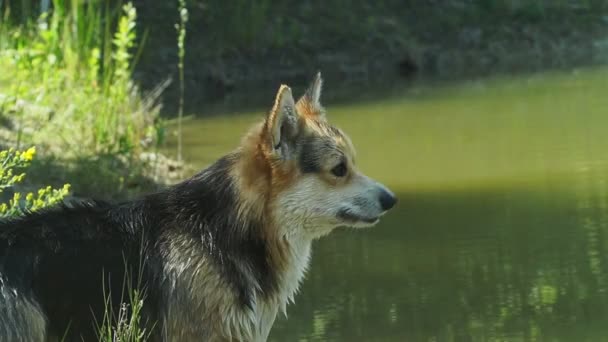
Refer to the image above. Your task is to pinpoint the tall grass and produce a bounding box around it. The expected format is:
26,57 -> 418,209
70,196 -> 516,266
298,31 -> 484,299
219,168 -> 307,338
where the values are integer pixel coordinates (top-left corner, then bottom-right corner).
0,0 -> 169,198
96,255 -> 153,342
0,0 -> 162,158
97,290 -> 149,342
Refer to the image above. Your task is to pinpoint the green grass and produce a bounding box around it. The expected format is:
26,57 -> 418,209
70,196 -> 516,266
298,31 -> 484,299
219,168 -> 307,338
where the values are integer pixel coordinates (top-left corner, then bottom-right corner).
0,1 -> 159,156
0,0 -> 169,198
96,254 -> 153,342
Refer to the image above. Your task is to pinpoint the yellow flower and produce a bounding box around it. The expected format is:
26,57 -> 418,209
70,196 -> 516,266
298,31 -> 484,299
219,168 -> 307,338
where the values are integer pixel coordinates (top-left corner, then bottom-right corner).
20,147 -> 36,162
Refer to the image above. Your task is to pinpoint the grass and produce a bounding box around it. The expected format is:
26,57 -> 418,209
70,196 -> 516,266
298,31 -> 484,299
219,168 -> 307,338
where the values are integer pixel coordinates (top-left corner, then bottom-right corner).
0,1 -> 157,156
0,0 -> 172,198
96,249 -> 153,342
97,289 -> 150,342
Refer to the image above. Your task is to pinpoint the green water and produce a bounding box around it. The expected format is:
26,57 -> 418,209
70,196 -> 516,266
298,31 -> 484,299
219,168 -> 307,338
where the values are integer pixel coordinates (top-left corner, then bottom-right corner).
170,67 -> 608,341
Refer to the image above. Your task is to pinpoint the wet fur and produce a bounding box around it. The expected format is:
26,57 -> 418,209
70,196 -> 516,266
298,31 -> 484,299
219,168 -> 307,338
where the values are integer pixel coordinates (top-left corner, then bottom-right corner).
0,73 -> 395,341
0,153 -> 292,341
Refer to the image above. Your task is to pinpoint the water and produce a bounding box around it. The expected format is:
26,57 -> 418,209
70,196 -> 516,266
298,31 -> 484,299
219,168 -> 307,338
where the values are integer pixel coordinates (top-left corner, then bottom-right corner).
168,67 -> 608,341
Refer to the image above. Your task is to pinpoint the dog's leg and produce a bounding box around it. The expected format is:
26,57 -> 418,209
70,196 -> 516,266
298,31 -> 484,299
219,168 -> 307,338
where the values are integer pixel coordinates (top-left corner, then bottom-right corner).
0,282 -> 47,342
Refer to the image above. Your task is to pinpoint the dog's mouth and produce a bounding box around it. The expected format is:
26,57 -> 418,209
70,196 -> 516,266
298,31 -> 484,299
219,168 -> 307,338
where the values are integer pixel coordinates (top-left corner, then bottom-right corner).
337,209 -> 380,226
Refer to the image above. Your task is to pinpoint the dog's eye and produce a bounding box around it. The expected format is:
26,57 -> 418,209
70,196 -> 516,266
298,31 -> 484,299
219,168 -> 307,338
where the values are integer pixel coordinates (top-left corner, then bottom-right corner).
331,162 -> 347,177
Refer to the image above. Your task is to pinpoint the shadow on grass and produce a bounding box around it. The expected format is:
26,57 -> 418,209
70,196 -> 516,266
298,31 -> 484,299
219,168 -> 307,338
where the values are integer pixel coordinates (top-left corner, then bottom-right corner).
25,154 -> 167,201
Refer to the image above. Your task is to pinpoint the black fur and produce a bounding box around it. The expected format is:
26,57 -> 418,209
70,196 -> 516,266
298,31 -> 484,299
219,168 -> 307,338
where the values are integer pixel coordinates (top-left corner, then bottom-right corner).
161,154 -> 277,307
299,136 -> 323,173
0,152 -> 276,341
299,135 -> 343,174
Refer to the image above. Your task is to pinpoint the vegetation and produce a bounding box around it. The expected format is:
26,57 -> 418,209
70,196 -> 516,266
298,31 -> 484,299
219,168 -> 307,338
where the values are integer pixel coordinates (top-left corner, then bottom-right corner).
3,1 -> 607,112
175,0 -> 188,165
0,146 -> 69,217
0,1 -> 158,155
0,0 -> 169,199
97,282 -> 151,342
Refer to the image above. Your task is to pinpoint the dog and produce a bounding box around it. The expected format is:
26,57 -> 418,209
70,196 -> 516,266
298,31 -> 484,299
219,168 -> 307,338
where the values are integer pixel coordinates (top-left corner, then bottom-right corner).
0,73 -> 397,341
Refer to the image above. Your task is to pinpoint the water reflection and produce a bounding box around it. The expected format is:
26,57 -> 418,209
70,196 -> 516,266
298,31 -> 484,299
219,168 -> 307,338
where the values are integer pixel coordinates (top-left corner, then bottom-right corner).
270,177 -> 608,341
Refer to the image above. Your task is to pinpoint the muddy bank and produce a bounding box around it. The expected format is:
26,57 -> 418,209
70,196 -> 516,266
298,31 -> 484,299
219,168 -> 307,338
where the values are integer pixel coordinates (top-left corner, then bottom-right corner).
129,1 -> 608,115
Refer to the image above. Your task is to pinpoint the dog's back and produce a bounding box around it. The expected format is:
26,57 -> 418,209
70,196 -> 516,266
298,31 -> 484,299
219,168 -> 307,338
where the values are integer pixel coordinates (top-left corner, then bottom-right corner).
0,200 -> 149,341
0,155 -> 271,341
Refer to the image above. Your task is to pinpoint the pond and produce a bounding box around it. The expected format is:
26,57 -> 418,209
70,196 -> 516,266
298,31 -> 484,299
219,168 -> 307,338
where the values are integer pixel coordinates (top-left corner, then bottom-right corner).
167,66 -> 608,341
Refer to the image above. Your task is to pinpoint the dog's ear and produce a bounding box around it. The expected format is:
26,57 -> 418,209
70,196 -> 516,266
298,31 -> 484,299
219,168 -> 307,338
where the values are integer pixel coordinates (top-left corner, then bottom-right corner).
297,71 -> 325,118
265,85 -> 298,158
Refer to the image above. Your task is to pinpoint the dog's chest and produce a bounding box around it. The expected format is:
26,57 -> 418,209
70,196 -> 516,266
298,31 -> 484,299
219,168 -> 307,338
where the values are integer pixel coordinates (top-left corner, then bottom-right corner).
279,238 -> 312,311
253,239 -> 311,340
160,232 -> 313,341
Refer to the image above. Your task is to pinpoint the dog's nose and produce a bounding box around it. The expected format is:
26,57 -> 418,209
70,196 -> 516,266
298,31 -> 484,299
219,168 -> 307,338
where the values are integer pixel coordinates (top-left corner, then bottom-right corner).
379,189 -> 397,211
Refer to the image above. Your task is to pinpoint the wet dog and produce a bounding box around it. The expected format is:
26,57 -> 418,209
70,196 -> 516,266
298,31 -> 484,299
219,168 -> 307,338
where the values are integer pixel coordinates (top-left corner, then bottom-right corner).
0,73 -> 397,341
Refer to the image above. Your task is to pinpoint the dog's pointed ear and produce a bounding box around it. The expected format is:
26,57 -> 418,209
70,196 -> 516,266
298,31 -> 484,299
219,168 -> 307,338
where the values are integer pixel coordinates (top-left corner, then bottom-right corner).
265,84 -> 298,157
297,71 -> 325,118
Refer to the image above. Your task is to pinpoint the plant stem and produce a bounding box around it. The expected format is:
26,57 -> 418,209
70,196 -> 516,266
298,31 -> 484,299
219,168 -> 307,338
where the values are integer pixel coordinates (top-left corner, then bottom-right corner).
176,0 -> 188,166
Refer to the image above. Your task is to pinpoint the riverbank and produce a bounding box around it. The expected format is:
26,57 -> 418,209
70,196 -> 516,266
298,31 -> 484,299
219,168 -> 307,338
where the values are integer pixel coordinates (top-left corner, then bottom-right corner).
131,1 -> 608,114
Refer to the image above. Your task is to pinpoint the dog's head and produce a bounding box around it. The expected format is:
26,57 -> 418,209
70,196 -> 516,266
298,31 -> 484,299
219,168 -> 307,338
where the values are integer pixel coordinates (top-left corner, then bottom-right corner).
241,73 -> 397,239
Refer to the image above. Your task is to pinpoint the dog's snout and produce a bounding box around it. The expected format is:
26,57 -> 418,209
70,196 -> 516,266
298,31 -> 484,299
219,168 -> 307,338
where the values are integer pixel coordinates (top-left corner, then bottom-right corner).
378,188 -> 397,211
